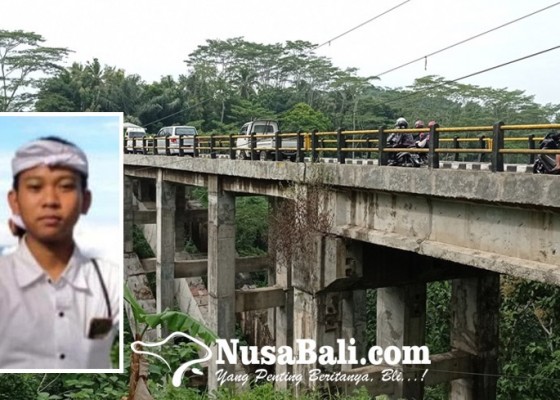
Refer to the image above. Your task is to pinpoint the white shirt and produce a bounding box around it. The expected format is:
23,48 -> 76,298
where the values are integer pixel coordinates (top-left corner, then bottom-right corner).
0,239 -> 120,370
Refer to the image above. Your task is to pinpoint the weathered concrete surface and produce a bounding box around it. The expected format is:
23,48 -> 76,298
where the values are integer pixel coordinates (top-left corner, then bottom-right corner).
156,170 -> 176,338
329,189 -> 559,285
450,273 -> 500,400
124,156 -> 559,208
206,176 -> 236,389
125,156 -> 559,284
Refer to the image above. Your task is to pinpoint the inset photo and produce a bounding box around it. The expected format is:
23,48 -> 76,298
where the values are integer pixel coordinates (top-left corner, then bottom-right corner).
0,112 -> 123,373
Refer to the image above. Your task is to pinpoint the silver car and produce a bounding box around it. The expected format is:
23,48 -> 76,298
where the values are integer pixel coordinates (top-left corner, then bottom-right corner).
155,126 -> 198,155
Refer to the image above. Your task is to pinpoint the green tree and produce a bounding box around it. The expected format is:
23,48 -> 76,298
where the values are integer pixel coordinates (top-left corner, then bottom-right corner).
281,102 -> 331,132
36,58 -> 145,116
0,29 -> 71,111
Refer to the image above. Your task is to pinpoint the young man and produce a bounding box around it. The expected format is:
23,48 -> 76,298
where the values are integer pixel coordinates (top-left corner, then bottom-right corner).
0,137 -> 120,370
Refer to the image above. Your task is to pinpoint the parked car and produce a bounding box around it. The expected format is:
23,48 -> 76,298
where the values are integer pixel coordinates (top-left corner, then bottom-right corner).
155,126 -> 198,155
124,126 -> 147,154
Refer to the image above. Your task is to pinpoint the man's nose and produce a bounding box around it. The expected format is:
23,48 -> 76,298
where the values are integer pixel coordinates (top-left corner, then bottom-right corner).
42,186 -> 61,206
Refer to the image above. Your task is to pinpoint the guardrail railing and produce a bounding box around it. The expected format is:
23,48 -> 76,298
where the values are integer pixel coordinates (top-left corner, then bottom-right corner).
124,122 -> 560,172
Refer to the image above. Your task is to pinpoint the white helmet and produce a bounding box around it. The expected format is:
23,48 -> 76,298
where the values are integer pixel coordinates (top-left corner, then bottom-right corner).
395,117 -> 408,128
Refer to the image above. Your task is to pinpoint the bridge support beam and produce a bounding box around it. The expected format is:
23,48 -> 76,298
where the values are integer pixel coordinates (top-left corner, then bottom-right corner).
450,272 -> 499,400
291,235 -> 366,394
377,283 -> 427,399
156,170 -> 176,338
207,175 -> 236,390
124,175 -> 134,253
175,184 -> 186,251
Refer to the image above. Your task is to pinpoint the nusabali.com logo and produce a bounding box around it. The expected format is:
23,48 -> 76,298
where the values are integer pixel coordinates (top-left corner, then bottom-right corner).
132,334 -> 431,387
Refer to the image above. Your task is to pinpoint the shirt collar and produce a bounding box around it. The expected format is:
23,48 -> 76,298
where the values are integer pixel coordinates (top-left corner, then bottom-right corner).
13,239 -> 89,290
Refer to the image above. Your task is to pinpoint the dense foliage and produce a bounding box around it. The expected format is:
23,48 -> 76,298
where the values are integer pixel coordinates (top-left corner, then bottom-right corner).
32,37 -> 559,135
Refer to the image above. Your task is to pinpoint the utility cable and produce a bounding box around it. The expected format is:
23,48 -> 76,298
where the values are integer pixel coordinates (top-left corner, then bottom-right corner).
141,97 -> 213,128
375,1 -> 560,77
139,1 -> 412,130
316,0 -> 412,50
373,44 -> 560,107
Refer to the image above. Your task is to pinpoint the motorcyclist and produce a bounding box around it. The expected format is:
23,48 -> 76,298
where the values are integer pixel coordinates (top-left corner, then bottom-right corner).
388,117 -> 415,147
387,117 -> 415,165
416,120 -> 436,148
414,120 -> 425,141
540,131 -> 560,172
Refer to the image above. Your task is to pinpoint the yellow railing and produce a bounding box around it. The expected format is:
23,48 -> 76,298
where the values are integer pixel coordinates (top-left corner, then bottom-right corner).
124,123 -> 560,170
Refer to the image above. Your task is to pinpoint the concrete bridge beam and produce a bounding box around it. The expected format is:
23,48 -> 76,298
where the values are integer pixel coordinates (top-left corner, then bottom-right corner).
450,273 -> 499,400
291,235 -> 367,393
206,175 -> 236,389
155,170 -> 176,338
376,283 -> 427,399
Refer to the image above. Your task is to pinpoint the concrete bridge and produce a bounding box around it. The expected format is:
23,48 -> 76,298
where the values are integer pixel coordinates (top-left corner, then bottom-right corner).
124,154 -> 559,400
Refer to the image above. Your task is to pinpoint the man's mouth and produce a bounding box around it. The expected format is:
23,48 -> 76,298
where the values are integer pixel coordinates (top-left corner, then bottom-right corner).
39,216 -> 62,225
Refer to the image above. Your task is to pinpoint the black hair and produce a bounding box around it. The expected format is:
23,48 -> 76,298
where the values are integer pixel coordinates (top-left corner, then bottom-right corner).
12,136 -> 88,191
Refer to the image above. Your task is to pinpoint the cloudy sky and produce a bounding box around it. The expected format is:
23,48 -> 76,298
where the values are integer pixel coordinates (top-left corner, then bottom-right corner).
0,114 -> 122,264
3,0 -> 560,106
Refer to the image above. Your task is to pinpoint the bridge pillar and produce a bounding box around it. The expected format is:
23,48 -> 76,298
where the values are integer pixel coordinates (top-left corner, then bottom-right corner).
124,175 -> 134,253
291,235 -> 366,394
175,185 -> 186,251
206,175 -> 236,390
377,283 -> 427,399
450,273 -> 499,400
155,170 -> 176,338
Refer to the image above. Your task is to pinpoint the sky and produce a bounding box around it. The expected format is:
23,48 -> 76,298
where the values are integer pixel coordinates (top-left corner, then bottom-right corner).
3,0 -> 559,107
0,113 -> 123,264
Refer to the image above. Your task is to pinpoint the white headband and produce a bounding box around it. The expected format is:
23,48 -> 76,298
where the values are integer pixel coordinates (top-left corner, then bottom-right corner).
10,214 -> 26,230
12,139 -> 88,177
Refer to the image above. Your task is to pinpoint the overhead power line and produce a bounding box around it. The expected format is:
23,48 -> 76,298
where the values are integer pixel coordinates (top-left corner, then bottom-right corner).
375,1 -> 560,77
140,1 -> 412,129
375,44 -> 560,106
316,0 -> 412,50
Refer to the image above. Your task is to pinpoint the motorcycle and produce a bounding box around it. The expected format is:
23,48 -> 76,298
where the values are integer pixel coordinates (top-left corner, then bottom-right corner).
533,132 -> 560,174
533,153 -> 559,174
386,133 -> 425,168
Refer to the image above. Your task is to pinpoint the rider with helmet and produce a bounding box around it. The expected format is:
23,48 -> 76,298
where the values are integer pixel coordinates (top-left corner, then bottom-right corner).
387,117 -> 415,165
388,117 -> 415,147
539,131 -> 560,172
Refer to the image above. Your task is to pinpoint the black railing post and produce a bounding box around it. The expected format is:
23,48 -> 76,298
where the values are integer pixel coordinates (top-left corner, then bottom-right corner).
296,130 -> 304,162
336,128 -> 346,164
165,137 -> 170,156
250,131 -> 256,161
142,137 -> 147,154
378,126 -> 388,166
193,136 -> 199,157
275,130 -> 283,161
478,135 -> 486,162
311,129 -> 319,162
229,134 -> 236,160
365,137 -> 371,159
491,121 -> 504,172
210,135 -> 216,159
428,123 -> 440,169
453,135 -> 460,162
528,134 -> 535,164
178,137 -> 184,156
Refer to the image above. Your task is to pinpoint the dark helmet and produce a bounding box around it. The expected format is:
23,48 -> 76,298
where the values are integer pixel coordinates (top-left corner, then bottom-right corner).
395,117 -> 408,128
545,130 -> 560,141
414,120 -> 425,128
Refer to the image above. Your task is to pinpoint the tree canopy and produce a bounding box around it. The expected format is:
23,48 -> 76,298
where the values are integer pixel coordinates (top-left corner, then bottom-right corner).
0,29 -> 71,111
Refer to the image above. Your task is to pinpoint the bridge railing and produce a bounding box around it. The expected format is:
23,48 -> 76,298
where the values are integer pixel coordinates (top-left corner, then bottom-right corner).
124,123 -> 560,170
